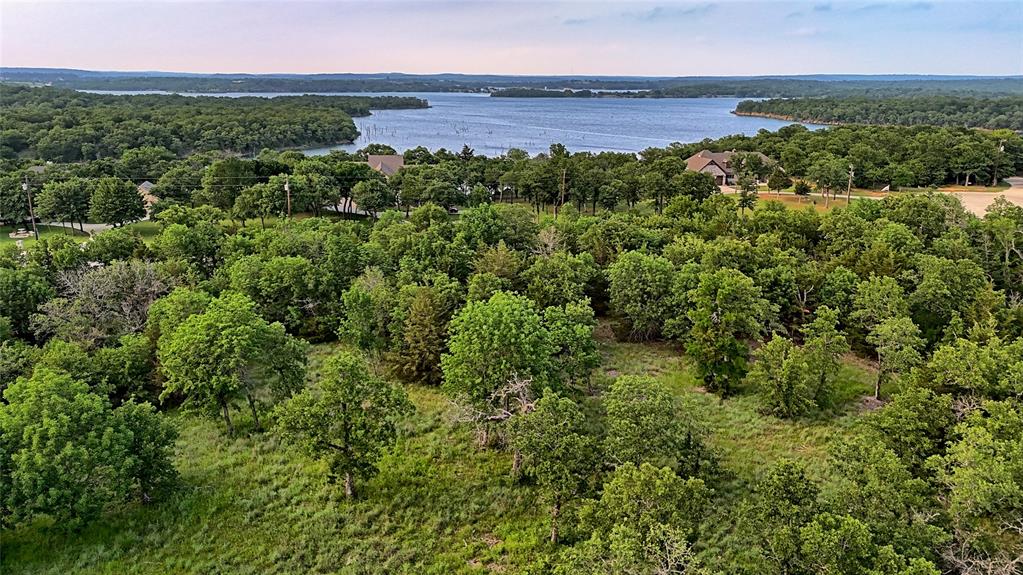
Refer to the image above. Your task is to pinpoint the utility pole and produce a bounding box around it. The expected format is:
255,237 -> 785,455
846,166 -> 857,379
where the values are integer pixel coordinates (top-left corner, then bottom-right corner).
846,164 -> 854,206
994,141 -> 1005,186
558,167 -> 566,216
285,175 -> 292,218
23,176 -> 39,241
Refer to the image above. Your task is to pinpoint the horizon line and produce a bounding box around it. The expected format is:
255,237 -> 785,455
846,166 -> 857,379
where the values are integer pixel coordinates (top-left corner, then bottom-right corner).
3,67 -> 1023,80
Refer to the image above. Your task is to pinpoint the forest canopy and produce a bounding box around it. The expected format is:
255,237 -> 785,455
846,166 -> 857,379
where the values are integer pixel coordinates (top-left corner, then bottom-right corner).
0,85 -> 427,161
735,95 -> 1023,131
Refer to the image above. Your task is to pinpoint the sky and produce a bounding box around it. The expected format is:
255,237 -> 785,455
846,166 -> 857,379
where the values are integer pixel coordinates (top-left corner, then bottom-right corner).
1,0 -> 1021,76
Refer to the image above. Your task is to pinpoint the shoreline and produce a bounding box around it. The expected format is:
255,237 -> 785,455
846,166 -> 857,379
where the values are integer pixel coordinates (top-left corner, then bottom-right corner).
731,110 -> 846,125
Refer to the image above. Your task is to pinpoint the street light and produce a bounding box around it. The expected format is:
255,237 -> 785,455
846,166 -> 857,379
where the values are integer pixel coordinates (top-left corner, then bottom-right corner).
846,164 -> 855,205
22,178 -> 39,241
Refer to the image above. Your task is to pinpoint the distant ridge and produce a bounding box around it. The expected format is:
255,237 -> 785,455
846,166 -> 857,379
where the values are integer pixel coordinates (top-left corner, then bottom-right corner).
3,67 -> 1021,97
3,67 -> 1020,82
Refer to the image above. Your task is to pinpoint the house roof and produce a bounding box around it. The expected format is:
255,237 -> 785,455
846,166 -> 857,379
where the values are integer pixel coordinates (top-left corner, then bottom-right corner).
137,181 -> 159,207
367,154 -> 405,176
684,150 -> 771,176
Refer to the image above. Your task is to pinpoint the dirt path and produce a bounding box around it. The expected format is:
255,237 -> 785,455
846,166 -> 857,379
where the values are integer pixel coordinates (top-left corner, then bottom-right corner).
724,178 -> 1023,217
945,177 -> 1023,216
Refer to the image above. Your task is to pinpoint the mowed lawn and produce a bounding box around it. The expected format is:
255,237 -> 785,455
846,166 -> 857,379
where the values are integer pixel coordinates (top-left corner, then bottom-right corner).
2,330 -> 876,575
0,224 -> 90,246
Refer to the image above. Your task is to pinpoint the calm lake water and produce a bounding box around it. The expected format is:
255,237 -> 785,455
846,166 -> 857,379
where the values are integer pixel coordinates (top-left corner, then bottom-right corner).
86,90 -> 821,155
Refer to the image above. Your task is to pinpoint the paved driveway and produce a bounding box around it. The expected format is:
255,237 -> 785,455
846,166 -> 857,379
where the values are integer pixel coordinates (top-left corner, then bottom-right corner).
947,176 -> 1023,217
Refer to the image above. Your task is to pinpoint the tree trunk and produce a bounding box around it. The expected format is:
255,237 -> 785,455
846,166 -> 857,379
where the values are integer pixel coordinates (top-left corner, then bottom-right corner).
511,449 -> 523,478
344,472 -> 355,499
874,353 -> 883,400
221,400 -> 235,436
247,393 -> 261,430
549,502 -> 560,544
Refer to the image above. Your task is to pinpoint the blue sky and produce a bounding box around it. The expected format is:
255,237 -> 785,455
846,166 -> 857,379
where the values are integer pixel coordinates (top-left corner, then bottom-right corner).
1,1 -> 1021,75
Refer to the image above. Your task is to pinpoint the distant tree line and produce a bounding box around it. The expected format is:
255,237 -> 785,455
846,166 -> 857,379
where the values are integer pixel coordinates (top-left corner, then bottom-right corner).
735,95 -> 1023,131
3,123 -> 1021,235
0,85 -> 427,162
4,69 -> 1021,96
492,79 -> 1023,99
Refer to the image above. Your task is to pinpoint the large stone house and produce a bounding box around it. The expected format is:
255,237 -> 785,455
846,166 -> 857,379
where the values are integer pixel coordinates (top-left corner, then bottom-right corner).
684,150 -> 771,186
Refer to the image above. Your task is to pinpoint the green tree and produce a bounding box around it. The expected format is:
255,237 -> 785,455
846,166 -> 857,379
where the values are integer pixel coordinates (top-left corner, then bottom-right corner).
868,387 -> 954,475
197,157 -> 255,213
390,281 -> 458,386
158,292 -> 307,434
767,168 -> 793,196
36,178 -> 91,232
737,173 -> 758,215
153,221 -> 224,277
686,269 -> 773,396
337,267 -> 395,351
933,400 -> 1023,568
0,369 -> 176,529
808,155 -> 848,207
607,251 -> 675,339
673,170 -> 719,202
92,334 -> 155,403
116,146 -> 175,182
747,336 -> 814,418
226,255 -> 317,333
523,251 -> 598,309
0,174 -> 29,226
509,390 -> 597,543
84,227 -> 146,263
830,436 -> 944,558
145,287 -> 212,349
89,177 -> 145,226
0,268 -> 53,338
603,375 -> 710,477
802,306 -> 850,407
441,292 -> 554,415
914,335 -> 1023,400
866,317 -> 923,399
543,301 -> 600,386
153,163 -> 203,203
352,179 -> 394,218
851,275 -> 909,335
581,462 -> 709,545
744,460 -> 821,575
274,350 -> 412,498
798,513 -> 877,575
794,179 -> 813,199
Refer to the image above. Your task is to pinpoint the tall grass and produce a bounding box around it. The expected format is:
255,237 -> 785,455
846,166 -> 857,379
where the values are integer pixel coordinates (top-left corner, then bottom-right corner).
2,336 -> 876,574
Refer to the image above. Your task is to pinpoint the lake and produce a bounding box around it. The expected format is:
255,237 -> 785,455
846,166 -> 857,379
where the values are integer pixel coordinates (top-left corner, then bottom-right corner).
85,90 -> 821,155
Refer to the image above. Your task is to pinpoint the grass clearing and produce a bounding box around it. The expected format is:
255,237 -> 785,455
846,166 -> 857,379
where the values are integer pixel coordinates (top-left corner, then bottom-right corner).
122,220 -> 162,242
0,224 -> 90,246
755,195 -> 853,212
3,332 -> 877,574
